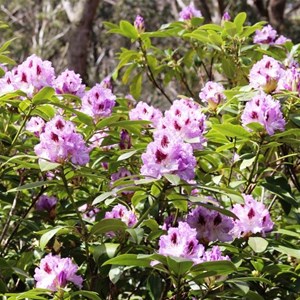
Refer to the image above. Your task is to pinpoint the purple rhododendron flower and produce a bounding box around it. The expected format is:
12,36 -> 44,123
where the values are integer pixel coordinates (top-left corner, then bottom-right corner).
105,204 -> 137,227
179,2 -> 202,21
141,129 -> 196,181
275,35 -> 290,45
249,55 -> 284,93
100,76 -> 113,90
34,115 -> 90,165
222,12 -> 231,21
201,245 -> 230,262
81,83 -> 116,120
254,25 -> 277,44
230,194 -> 274,238
110,167 -> 134,194
119,129 -> 132,150
129,101 -> 162,128
35,195 -> 57,212
241,92 -> 285,135
158,222 -> 205,261
0,71 -> 16,95
277,67 -> 300,95
26,117 -> 45,137
79,204 -> 100,222
156,98 -> 206,150
187,205 -> 234,244
134,15 -> 145,33
199,81 -> 226,110
34,254 -> 83,291
54,69 -> 85,97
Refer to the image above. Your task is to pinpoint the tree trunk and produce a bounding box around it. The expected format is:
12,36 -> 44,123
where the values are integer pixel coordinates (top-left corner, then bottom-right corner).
62,0 -> 100,83
196,0 -> 212,23
268,0 -> 286,32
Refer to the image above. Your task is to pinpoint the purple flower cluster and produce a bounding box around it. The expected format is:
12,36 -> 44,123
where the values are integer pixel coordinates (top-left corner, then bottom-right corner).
141,129 -> 196,181
81,83 -> 116,120
254,25 -> 290,45
199,81 -> 226,109
187,206 -> 233,244
34,254 -> 83,291
54,69 -> 85,97
129,101 -> 162,128
277,67 -> 300,95
140,98 -> 206,181
34,115 -> 90,165
249,55 -> 284,93
0,54 -> 55,97
158,222 -> 228,264
241,92 -> 285,135
179,2 -> 202,21
230,194 -> 274,238
105,204 -> 137,227
26,117 -> 45,137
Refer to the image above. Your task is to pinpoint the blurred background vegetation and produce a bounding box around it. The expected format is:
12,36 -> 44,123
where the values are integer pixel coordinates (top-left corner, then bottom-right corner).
0,0 -> 300,99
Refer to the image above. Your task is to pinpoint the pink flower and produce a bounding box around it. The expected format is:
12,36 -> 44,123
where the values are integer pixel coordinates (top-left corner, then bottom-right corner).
179,3 -> 202,21
249,55 -> 284,93
34,115 -> 90,165
105,204 -> 137,227
199,81 -> 226,110
81,83 -> 116,120
35,195 -> 57,212
129,101 -> 162,128
230,194 -> 274,238
34,254 -> 83,291
241,92 -> 285,135
54,69 -> 85,97
134,15 -> 145,33
26,117 -> 45,137
254,25 -> 277,44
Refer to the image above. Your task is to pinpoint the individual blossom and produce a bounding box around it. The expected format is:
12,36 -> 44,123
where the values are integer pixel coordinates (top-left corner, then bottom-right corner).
199,81 -> 226,110
241,92 -> 285,135
179,2 -> 202,21
162,214 -> 181,230
141,129 -> 196,181
26,116 -> 45,137
277,67 -> 300,95
119,129 -> 132,150
34,115 -> 90,165
253,25 -> 277,44
79,204 -> 100,222
35,195 -> 57,212
222,12 -> 231,22
249,55 -> 284,93
34,254 -> 83,291
134,15 -> 145,33
230,194 -> 274,238
0,71 -> 15,95
54,69 -> 85,97
89,130 -> 110,149
129,101 -> 162,128
105,204 -> 137,227
200,245 -> 230,263
157,98 -> 206,150
275,35 -> 290,45
187,205 -> 234,244
81,83 -> 116,120
158,222 -> 205,262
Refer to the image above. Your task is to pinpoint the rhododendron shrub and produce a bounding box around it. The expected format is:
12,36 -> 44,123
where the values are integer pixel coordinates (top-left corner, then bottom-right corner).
0,11 -> 299,300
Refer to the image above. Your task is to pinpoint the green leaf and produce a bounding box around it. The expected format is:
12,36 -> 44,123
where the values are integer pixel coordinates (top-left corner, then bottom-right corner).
163,174 -> 180,185
167,256 -> 193,276
240,155 -> 256,170
117,150 -> 138,161
126,228 -> 144,244
92,243 -> 120,261
234,12 -> 247,33
130,73 -> 142,99
71,290 -> 101,300
212,123 -> 251,139
274,246 -> 300,259
92,191 -> 115,205
90,219 -> 127,236
7,180 -> 54,193
190,260 -> 237,275
248,237 -> 268,253
32,87 -> 55,104
39,226 -> 73,250
102,254 -> 151,267
38,159 -> 60,172
119,20 -> 139,39
0,54 -> 15,65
